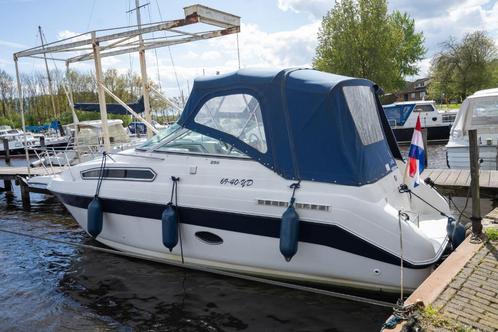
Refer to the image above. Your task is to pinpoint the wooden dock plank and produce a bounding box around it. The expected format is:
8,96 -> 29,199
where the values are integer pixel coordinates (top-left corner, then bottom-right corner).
0,166 -> 64,177
435,169 -> 453,186
426,169 -> 443,182
454,170 -> 470,186
489,171 -> 498,188
480,170 -> 491,188
421,168 -> 498,196
443,170 -> 461,186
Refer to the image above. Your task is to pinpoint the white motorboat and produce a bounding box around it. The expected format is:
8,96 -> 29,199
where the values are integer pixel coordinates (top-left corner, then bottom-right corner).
0,126 -> 38,155
447,88 -> 498,169
46,68 -> 460,293
383,100 -> 456,143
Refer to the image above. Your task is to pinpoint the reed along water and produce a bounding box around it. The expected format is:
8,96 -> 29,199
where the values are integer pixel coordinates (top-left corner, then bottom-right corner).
0,145 -> 494,331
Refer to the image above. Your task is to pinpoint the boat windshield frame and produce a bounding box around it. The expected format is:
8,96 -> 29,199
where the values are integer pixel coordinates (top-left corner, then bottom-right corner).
135,124 -> 250,159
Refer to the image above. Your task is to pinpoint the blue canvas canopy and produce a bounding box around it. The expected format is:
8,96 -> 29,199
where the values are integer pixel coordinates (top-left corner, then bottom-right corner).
383,103 -> 415,126
74,96 -> 144,115
178,68 -> 401,186
26,120 -> 63,134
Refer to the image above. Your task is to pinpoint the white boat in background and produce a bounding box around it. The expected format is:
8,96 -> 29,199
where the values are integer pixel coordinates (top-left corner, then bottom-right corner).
383,100 -> 457,143
31,119 -> 143,167
43,68 -> 461,293
0,126 -> 38,155
447,88 -> 498,169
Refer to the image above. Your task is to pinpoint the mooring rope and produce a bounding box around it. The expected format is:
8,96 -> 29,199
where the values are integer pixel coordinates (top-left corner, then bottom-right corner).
0,227 -> 394,308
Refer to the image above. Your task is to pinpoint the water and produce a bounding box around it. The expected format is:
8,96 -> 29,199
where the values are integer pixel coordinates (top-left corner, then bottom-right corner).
0,147 -> 493,331
0,191 -> 390,331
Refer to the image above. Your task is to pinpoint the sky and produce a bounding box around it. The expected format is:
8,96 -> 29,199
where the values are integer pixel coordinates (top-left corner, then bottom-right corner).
0,0 -> 497,98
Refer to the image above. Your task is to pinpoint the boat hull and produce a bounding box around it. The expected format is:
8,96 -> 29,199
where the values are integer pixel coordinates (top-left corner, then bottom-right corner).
447,144 -> 498,169
56,192 -> 435,293
392,125 -> 451,144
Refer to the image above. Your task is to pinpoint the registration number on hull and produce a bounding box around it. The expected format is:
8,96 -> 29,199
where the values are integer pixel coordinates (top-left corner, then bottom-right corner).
220,178 -> 254,187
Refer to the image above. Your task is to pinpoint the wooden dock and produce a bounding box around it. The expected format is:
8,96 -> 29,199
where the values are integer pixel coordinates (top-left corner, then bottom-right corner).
0,166 -> 64,209
423,169 -> 498,196
0,166 -> 64,179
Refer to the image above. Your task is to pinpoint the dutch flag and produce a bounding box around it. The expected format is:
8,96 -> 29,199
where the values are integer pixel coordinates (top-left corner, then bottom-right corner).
407,115 -> 425,187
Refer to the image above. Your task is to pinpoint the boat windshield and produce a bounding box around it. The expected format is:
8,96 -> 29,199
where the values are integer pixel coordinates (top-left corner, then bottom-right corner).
137,123 -> 247,157
136,123 -> 182,150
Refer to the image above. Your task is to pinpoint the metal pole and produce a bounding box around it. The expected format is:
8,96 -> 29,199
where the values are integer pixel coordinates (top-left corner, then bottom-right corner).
65,62 -> 80,161
14,57 -> 31,177
38,26 -> 58,119
469,129 -> 482,241
421,128 -> 428,168
236,33 -> 241,69
135,0 -> 153,138
99,82 -> 159,135
92,33 -> 111,152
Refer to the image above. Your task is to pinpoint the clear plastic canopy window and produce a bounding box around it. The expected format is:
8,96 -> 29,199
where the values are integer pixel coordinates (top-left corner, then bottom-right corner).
451,94 -> 498,138
194,94 -> 268,153
343,86 -> 384,145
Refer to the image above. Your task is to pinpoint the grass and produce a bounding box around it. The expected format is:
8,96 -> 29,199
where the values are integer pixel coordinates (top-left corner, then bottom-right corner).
419,305 -> 476,331
485,227 -> 498,241
437,103 -> 462,111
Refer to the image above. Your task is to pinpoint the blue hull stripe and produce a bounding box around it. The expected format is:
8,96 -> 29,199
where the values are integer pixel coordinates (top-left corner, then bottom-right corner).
56,193 -> 435,269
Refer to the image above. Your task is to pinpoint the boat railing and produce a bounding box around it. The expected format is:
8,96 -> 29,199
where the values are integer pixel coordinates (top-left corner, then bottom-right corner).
27,141 -> 140,176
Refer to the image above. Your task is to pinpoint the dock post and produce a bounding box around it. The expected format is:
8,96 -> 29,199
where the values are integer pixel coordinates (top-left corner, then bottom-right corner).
3,179 -> 12,192
3,138 -> 10,164
17,176 -> 31,210
39,136 -> 45,148
468,129 -> 482,241
421,128 -> 428,168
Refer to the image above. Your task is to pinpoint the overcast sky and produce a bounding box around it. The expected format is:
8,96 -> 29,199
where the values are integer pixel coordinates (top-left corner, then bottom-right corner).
0,0 -> 497,97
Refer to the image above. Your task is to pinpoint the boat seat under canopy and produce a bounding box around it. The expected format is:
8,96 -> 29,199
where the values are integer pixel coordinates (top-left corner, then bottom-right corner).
178,68 -> 401,186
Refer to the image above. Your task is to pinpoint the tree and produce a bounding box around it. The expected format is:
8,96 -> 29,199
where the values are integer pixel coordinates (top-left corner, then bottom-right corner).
0,69 -> 14,118
313,0 -> 425,91
429,31 -> 497,101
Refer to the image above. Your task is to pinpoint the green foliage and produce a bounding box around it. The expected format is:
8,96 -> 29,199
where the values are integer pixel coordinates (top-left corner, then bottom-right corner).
0,68 -> 176,128
420,305 -> 475,331
313,0 -> 425,91
429,31 -> 498,101
485,227 -> 498,241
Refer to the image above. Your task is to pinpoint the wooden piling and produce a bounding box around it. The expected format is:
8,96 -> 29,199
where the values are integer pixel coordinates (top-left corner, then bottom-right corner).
3,179 -> 12,192
468,129 -> 482,237
17,176 -> 30,210
2,138 -> 10,163
421,128 -> 428,168
39,135 -> 45,148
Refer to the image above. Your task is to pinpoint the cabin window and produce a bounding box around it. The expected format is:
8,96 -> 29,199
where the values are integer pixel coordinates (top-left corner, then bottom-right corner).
155,129 -> 247,157
194,94 -> 268,153
81,168 -> 156,181
343,86 -> 384,145
414,105 -> 433,113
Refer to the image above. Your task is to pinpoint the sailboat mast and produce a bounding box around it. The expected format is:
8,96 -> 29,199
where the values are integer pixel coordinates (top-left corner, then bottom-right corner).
38,26 -> 58,119
134,0 -> 152,138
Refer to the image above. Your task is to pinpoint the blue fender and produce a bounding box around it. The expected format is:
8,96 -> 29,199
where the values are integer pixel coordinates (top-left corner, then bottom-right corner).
279,204 -> 300,261
162,203 -> 178,251
87,196 -> 103,238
